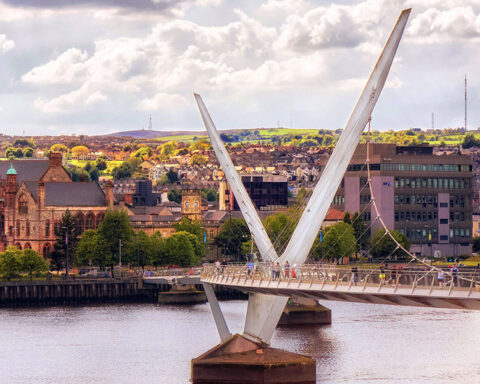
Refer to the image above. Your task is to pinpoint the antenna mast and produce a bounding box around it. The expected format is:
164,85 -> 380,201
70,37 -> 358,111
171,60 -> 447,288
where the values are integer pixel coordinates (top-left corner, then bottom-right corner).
431,112 -> 434,130
465,74 -> 467,131
148,115 -> 152,130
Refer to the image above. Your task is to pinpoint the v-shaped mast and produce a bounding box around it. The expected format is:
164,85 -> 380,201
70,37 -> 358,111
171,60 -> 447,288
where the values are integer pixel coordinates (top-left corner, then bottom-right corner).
196,8 -> 411,344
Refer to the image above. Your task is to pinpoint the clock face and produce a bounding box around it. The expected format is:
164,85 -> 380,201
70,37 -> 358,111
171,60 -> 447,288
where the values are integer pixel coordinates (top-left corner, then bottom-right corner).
194,201 -> 198,208
185,201 -> 189,208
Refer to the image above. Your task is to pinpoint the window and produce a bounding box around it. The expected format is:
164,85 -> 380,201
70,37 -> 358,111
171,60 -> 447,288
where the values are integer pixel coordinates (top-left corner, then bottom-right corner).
75,213 -> 84,235
19,194 -> 28,215
16,220 -> 20,236
209,230 -> 214,240
440,218 -> 448,224
26,220 -> 30,237
86,213 -> 95,230
439,202 -> 448,208
45,220 -> 50,237
43,243 -> 51,259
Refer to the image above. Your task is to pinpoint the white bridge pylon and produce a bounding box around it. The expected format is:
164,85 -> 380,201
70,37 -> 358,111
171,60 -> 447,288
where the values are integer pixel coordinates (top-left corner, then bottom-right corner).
195,8 -> 411,344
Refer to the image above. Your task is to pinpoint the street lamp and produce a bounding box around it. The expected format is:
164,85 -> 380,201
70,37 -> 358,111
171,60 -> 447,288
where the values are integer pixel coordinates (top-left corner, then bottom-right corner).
62,225 -> 70,278
118,239 -> 122,278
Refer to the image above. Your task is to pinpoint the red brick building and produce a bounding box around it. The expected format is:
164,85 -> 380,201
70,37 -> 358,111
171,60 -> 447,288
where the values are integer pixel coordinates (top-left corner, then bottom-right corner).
1,153 -> 112,258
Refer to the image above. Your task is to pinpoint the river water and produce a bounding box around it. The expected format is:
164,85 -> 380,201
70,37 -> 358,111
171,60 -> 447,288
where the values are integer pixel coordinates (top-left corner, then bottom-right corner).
0,301 -> 479,384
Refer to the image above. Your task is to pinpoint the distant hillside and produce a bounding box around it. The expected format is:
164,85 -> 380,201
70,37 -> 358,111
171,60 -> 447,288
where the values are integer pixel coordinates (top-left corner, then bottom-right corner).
107,127 -> 320,140
107,129 -> 207,139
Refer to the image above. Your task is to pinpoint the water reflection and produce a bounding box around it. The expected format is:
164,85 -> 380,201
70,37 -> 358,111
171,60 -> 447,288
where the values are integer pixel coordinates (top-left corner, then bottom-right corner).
0,301 -> 479,384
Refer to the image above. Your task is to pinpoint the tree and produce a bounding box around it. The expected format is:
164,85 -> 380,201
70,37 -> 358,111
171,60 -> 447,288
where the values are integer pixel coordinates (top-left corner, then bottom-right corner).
95,158 -> 107,171
112,157 -> 141,180
13,138 -> 35,148
67,166 -> 90,182
473,237 -> 480,253
50,143 -> 68,153
0,246 -> 22,280
6,147 -> 23,158
201,188 -> 218,202
191,154 -> 207,165
462,134 -> 480,149
134,147 -> 152,160
23,147 -> 34,157
189,140 -> 210,151
50,210 -> 80,272
20,249 -> 48,279
167,189 -> 181,204
263,213 -> 295,251
214,218 -> 250,261
343,212 -> 351,224
76,230 -> 111,268
71,145 -> 90,157
369,229 -> 411,260
174,217 -> 204,239
126,230 -> 153,268
165,233 -> 195,266
151,233 -> 169,267
313,222 -> 356,261
351,212 -> 368,253
97,210 -> 134,265
160,141 -> 178,158
166,169 -> 179,184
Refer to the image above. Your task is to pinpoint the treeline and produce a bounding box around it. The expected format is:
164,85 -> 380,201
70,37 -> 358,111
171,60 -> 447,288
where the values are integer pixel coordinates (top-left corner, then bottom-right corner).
50,210 -> 206,271
0,247 -> 48,280
213,210 -> 411,262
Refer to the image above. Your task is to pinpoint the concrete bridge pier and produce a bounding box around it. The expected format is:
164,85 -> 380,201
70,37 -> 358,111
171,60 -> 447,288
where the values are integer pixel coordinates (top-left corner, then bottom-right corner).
279,297 -> 331,326
191,334 -> 316,384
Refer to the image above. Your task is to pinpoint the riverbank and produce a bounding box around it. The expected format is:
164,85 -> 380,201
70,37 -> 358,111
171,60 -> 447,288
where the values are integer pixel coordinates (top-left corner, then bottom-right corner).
0,278 -> 247,307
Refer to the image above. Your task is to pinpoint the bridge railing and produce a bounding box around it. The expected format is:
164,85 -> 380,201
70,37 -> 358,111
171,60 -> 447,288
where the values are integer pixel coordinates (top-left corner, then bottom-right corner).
201,264 -> 480,293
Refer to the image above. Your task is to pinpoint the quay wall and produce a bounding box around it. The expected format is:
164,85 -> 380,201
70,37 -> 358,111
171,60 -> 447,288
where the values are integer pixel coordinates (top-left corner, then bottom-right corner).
0,279 -> 246,307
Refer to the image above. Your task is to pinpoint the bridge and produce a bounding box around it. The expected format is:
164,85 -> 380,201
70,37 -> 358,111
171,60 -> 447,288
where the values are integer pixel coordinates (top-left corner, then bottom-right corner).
189,8 -> 480,384
201,264 -> 480,310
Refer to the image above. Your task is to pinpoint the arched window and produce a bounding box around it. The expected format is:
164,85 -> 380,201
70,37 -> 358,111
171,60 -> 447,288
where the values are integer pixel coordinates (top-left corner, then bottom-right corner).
16,220 -> 20,236
54,221 -> 61,236
26,220 -> 30,237
24,242 -> 31,249
96,213 -> 105,228
43,243 -> 51,259
19,194 -> 28,215
0,214 -> 4,235
15,242 -> 22,250
45,220 -> 50,237
75,213 -> 85,235
86,213 -> 95,230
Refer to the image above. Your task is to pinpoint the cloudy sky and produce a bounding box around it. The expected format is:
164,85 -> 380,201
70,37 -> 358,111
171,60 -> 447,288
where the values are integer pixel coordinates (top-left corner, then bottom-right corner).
0,0 -> 478,136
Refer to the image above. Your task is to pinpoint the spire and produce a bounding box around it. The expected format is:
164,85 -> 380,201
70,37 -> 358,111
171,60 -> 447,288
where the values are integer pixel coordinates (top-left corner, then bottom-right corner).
6,162 -> 17,175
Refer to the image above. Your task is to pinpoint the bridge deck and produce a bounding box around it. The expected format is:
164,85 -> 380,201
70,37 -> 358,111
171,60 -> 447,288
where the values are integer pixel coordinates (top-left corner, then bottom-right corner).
202,265 -> 480,310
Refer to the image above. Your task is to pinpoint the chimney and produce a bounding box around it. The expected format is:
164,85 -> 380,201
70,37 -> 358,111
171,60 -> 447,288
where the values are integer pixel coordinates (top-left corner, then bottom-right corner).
38,181 -> 45,208
105,180 -> 114,209
49,152 -> 63,168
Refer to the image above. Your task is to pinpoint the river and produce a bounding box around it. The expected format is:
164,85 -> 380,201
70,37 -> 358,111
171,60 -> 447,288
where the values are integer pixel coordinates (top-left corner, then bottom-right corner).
0,301 -> 479,384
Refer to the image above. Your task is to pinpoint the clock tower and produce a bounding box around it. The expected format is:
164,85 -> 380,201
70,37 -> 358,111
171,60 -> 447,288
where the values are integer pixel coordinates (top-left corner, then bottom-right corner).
181,188 -> 202,221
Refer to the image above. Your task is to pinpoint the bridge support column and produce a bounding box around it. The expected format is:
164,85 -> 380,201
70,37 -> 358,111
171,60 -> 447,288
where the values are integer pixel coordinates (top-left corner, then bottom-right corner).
279,298 -> 331,326
191,333 -> 316,384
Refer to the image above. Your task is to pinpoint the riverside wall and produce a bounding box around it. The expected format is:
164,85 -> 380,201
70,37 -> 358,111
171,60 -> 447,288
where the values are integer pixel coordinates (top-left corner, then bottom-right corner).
0,279 -> 247,307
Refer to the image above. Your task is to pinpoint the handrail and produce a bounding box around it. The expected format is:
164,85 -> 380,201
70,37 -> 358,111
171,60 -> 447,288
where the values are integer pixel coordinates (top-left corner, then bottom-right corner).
201,264 -> 480,295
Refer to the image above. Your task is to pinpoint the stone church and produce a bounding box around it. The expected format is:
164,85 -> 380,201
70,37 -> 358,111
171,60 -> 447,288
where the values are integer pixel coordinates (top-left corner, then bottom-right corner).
1,152 -> 112,258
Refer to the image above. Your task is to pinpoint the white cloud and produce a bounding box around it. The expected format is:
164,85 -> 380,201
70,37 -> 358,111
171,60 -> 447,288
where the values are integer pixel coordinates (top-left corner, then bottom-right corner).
408,6 -> 480,43
139,92 -> 189,110
0,34 -> 15,53
34,84 -> 107,113
22,48 -> 88,84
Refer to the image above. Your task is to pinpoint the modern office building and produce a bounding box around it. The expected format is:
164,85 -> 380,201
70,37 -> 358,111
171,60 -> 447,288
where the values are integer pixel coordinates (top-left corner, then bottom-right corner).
332,144 -> 473,257
221,175 -> 288,211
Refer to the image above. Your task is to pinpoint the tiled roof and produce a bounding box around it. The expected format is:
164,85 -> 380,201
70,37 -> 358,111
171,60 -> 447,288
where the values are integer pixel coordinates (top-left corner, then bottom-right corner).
0,159 -> 49,182
45,182 -> 105,206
